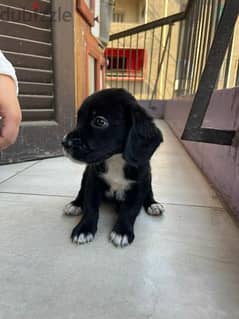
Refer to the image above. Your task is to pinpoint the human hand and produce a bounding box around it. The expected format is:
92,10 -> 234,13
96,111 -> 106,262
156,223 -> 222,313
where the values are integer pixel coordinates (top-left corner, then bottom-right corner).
0,75 -> 22,150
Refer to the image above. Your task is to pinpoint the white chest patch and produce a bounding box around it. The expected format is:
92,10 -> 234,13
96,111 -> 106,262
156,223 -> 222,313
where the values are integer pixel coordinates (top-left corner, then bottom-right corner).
101,154 -> 134,201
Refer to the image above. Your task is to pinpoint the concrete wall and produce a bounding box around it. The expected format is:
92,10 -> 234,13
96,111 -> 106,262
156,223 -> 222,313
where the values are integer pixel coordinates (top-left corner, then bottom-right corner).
164,88 -> 239,218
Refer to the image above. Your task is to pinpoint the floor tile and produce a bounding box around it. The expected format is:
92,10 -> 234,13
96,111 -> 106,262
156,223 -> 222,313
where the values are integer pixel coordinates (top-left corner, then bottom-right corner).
0,120 -> 238,319
0,157 -> 85,197
0,194 -> 238,319
0,161 -> 38,183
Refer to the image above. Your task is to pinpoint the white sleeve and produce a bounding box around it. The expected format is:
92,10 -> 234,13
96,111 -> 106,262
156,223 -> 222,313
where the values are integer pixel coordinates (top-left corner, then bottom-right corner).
0,50 -> 19,95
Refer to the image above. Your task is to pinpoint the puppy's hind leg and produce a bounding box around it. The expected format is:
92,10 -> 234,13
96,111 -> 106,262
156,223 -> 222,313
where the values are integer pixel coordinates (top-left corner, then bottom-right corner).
143,187 -> 165,216
64,190 -> 83,216
64,169 -> 87,216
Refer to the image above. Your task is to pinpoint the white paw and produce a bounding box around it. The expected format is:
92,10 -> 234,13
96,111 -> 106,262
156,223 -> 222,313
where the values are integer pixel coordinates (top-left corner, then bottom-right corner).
64,203 -> 82,216
147,203 -> 165,216
110,232 -> 129,248
72,233 -> 94,245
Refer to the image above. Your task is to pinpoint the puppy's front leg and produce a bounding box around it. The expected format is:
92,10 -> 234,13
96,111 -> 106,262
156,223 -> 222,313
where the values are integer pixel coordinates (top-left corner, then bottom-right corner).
110,194 -> 142,248
71,176 -> 102,245
71,201 -> 100,245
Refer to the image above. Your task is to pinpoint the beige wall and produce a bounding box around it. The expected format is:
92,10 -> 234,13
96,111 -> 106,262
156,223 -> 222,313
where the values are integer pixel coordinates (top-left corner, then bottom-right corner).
111,0 -> 187,32
147,0 -> 187,22
114,0 -> 145,23
111,0 -> 146,34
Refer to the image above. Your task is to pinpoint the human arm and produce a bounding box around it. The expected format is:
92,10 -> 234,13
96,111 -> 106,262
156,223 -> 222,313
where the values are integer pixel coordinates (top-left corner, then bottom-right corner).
0,51 -> 21,150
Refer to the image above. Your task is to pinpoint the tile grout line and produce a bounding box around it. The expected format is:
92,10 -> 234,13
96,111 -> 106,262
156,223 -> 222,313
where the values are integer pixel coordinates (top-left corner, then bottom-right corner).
161,201 -> 223,210
0,191 -> 72,199
0,191 -> 224,210
0,161 -> 41,185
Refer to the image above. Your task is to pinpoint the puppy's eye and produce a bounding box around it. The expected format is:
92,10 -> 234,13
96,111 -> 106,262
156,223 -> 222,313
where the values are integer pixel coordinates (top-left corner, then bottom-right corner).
91,116 -> 109,129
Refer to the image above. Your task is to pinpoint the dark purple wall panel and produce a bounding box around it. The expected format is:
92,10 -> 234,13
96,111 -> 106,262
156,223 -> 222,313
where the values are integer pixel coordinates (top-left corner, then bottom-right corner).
139,100 -> 166,119
164,88 -> 239,217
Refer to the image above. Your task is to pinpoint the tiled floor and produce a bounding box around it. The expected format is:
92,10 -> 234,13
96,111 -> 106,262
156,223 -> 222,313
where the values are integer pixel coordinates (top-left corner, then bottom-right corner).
0,121 -> 239,319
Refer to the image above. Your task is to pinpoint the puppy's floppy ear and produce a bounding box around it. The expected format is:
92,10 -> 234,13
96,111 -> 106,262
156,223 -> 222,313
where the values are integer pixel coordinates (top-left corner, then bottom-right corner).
123,102 -> 163,167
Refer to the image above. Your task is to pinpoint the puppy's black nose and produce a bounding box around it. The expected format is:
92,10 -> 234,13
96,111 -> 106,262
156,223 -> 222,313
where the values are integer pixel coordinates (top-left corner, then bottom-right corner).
62,135 -> 72,149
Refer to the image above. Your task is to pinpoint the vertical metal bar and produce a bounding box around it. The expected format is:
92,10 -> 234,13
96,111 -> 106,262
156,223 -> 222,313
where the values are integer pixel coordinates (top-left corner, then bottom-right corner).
203,0 -> 213,60
105,47 -> 109,87
149,24 -> 172,107
121,36 -> 126,89
174,19 -> 185,96
191,0 -> 205,92
235,59 -> 239,86
183,3 -> 195,94
188,0 -> 201,94
163,24 -> 172,99
214,0 -> 224,89
116,39 -> 120,88
209,0 -> 220,46
127,35 -> 133,92
192,0 -> 207,93
205,0 -> 215,57
178,3 -> 194,95
110,40 -> 114,87
147,28 -> 155,99
199,1 -> 212,77
184,0 -> 197,94
223,35 -> 233,88
133,33 -> 139,95
140,30 -> 147,99
157,27 -> 163,99
216,0 -> 224,26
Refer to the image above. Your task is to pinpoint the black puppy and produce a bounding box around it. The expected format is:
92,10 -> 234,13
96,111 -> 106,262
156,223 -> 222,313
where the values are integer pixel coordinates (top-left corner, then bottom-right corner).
62,88 -> 164,247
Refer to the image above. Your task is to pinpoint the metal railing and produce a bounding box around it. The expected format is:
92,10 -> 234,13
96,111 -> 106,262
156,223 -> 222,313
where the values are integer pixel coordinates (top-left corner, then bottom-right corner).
106,0 -> 238,100
105,0 -> 239,145
182,0 -> 238,145
105,12 -> 184,100
175,0 -> 237,96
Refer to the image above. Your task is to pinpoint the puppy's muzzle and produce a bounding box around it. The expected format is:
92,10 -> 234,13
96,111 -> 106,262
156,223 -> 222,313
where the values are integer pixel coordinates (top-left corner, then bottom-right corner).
62,134 -> 88,152
62,135 -> 73,149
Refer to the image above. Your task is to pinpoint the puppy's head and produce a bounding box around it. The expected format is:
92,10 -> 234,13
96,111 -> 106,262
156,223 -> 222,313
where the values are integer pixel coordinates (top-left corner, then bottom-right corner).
62,88 -> 163,166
